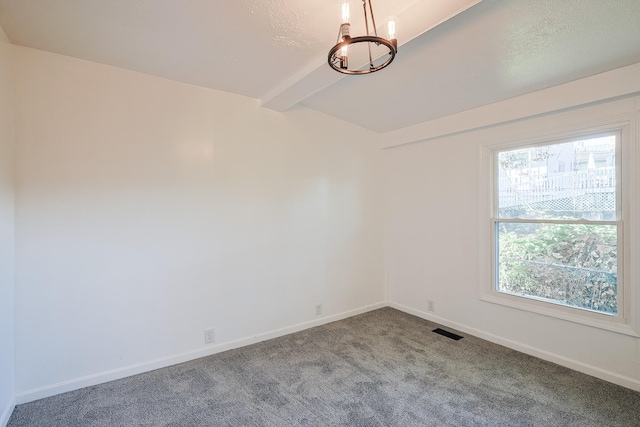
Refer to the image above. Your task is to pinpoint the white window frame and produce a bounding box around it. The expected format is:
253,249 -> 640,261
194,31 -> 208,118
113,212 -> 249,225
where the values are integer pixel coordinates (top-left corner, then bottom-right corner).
479,107 -> 639,337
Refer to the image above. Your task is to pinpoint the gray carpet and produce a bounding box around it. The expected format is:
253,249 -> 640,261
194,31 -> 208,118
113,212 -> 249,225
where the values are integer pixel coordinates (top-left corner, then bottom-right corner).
8,308 -> 640,426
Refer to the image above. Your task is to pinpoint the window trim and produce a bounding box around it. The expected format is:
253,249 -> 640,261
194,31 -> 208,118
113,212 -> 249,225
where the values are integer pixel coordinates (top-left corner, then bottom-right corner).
479,112 -> 639,337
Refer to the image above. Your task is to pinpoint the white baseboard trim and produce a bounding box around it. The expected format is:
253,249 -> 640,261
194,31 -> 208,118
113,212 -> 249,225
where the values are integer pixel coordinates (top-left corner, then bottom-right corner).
0,397 -> 15,427
389,302 -> 640,392
19,300 -> 636,405
15,302 -> 386,405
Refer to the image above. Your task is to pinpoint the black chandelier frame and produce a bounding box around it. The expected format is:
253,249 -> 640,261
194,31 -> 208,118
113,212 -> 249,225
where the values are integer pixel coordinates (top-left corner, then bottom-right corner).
327,0 -> 398,75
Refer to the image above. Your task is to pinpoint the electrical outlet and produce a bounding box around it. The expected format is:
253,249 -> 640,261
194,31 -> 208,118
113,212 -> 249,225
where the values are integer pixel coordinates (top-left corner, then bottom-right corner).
427,300 -> 435,312
204,328 -> 215,344
315,304 -> 322,316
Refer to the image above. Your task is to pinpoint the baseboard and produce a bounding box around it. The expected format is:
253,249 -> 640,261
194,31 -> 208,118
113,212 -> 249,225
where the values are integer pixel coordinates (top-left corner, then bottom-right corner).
15,301 -> 386,404
13,300 -> 639,405
0,396 -> 15,427
389,302 -> 640,393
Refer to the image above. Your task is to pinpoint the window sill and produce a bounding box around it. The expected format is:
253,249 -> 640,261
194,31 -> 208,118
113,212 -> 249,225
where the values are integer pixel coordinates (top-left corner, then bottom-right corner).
480,292 -> 640,338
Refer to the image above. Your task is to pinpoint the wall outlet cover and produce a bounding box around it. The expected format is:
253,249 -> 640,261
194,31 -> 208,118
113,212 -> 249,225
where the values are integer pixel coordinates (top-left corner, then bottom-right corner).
204,328 -> 215,344
427,300 -> 435,312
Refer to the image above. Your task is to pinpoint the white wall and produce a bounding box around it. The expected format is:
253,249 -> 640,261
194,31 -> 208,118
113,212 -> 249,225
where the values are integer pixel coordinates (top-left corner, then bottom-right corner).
0,24 -> 15,427
12,46 -> 385,401
384,66 -> 640,391
8,32 -> 639,414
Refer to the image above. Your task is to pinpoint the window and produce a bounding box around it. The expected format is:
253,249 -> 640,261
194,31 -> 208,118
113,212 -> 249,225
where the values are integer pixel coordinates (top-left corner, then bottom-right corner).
494,133 -> 620,315
478,102 -> 639,336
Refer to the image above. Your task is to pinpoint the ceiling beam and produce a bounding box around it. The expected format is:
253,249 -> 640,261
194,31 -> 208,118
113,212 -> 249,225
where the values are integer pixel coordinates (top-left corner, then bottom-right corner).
261,0 -> 484,112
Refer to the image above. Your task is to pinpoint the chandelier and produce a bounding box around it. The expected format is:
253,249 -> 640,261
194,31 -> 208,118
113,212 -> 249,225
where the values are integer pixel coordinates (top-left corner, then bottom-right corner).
328,0 -> 397,75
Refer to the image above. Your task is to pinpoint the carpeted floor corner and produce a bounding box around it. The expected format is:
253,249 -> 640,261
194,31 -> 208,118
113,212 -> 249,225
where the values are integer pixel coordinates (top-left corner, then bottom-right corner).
8,308 -> 640,426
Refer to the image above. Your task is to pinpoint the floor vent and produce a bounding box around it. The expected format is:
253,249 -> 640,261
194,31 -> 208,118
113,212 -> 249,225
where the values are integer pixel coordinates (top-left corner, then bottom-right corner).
433,328 -> 463,340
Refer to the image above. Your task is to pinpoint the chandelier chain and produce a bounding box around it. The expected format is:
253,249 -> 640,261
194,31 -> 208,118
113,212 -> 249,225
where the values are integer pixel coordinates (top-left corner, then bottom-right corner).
367,0 -> 378,37
362,1 -> 374,68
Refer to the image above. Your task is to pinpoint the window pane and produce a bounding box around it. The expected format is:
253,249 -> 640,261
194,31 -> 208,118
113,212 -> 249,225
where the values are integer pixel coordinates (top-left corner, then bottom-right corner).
497,222 -> 617,314
497,135 -> 616,220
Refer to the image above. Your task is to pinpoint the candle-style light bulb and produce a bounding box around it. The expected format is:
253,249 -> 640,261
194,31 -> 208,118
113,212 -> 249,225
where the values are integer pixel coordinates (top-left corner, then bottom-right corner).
387,16 -> 398,52
341,0 -> 350,24
387,16 -> 397,40
339,0 -> 351,40
340,44 -> 348,69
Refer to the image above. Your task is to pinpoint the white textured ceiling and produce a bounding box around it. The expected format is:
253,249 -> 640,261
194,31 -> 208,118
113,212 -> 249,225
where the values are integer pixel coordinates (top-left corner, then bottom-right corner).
1,0 -> 639,133
304,0 -> 640,132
